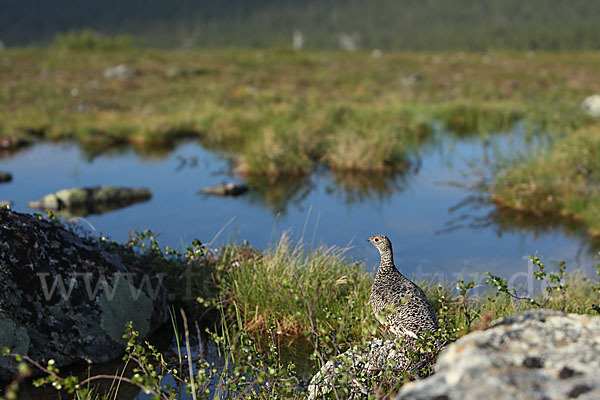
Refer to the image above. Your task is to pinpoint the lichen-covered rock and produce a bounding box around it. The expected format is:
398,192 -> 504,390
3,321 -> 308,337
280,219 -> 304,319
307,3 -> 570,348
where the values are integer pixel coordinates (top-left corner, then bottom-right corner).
28,186 -> 151,216
396,310 -> 600,400
0,209 -> 168,379
307,336 -> 440,400
307,339 -> 408,400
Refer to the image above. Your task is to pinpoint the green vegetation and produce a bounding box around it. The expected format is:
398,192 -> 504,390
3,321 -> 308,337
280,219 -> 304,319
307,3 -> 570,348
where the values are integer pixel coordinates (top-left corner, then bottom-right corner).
492,126 -> 600,237
2,228 -> 599,399
2,49 -> 599,179
53,29 -> 135,51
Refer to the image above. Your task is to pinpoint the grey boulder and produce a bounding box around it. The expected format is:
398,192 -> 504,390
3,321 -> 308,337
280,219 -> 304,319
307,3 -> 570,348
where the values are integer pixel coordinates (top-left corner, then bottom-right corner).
396,310 -> 600,400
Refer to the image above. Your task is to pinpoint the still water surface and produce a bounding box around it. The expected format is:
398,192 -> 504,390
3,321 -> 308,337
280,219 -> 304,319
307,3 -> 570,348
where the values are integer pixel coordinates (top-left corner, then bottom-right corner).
1,126 -> 598,283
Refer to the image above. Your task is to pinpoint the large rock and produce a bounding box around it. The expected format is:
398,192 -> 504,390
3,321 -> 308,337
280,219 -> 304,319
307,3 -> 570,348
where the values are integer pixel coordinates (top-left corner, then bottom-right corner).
28,186 -> 152,216
396,310 -> 600,400
0,209 -> 168,379
581,95 -> 600,118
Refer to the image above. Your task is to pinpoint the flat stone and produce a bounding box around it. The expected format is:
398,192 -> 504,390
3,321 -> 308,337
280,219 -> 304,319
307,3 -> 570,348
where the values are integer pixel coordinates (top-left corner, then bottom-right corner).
28,186 -> 152,216
199,183 -> 248,197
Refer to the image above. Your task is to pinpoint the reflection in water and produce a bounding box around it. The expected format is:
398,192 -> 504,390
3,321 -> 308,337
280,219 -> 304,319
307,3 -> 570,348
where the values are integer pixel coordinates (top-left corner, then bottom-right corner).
245,174 -> 315,214
328,162 -> 419,205
0,143 -> 32,160
33,200 -> 152,218
77,141 -> 180,162
243,162 -> 418,214
439,181 -> 600,261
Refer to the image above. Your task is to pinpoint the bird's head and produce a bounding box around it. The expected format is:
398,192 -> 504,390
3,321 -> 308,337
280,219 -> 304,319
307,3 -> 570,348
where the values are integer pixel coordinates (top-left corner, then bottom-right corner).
367,234 -> 392,253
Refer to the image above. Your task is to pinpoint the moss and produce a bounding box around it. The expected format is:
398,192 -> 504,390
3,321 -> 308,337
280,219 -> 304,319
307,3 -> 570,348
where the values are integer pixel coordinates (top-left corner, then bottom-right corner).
0,316 -> 30,372
98,277 -> 153,345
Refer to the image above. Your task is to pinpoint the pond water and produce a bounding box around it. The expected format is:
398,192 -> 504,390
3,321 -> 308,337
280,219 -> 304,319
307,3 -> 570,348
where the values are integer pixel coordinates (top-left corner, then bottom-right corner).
2,124 -> 599,287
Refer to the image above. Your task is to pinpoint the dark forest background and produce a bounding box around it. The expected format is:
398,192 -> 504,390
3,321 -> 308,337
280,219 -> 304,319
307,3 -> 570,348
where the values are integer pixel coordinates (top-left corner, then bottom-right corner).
2,0 -> 600,50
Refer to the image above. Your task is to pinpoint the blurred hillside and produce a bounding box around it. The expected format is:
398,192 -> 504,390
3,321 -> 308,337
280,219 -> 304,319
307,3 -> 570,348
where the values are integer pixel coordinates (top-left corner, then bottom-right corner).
1,0 -> 600,50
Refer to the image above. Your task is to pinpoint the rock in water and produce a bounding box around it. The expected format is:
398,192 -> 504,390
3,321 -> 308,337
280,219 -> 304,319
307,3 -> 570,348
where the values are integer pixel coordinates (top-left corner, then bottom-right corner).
28,186 -> 152,216
199,183 -> 248,197
0,209 -> 168,379
395,310 -> 600,400
581,95 -> 600,118
0,172 -> 11,183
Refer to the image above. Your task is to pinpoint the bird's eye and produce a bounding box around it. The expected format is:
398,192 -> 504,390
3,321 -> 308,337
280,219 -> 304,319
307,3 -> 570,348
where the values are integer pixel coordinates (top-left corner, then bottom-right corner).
374,238 -> 379,242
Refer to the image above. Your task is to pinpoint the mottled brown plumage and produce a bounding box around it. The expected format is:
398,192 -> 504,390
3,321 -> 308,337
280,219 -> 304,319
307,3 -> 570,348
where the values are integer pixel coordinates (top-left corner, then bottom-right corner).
368,234 -> 438,338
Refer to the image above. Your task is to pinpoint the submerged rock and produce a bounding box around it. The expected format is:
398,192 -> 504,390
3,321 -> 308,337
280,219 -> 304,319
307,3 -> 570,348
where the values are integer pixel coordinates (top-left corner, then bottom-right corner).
581,94 -> 600,118
199,183 -> 248,197
0,172 -> 11,183
0,209 -> 168,379
395,310 -> 600,400
28,186 -> 152,216
103,64 -> 138,79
